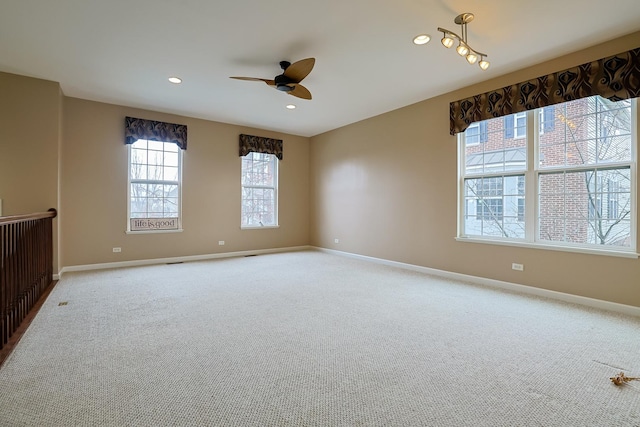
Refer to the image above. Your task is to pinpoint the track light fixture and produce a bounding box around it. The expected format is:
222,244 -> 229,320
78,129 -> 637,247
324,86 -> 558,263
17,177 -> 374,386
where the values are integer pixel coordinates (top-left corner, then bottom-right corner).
438,13 -> 489,71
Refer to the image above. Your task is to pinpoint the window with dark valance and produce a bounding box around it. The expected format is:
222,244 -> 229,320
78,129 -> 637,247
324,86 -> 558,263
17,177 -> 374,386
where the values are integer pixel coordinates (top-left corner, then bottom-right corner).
449,47 -> 640,135
239,134 -> 283,160
124,116 -> 188,149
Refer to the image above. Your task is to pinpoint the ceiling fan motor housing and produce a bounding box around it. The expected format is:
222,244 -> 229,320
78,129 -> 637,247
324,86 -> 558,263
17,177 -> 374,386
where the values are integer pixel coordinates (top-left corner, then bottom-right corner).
275,74 -> 294,91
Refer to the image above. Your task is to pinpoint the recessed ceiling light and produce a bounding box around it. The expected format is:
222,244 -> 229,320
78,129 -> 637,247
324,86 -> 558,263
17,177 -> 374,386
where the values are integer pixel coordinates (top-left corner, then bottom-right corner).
413,34 -> 431,45
286,104 -> 296,110
168,76 -> 182,84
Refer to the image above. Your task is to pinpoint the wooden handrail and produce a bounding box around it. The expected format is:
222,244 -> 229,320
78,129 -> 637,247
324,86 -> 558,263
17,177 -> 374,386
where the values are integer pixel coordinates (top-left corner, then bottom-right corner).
0,208 -> 57,225
1,208 -> 56,350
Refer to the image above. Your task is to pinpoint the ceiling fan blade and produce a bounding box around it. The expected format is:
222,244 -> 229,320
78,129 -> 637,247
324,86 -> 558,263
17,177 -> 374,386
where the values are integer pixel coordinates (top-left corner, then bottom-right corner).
282,58 -> 315,83
230,77 -> 275,86
287,83 -> 312,100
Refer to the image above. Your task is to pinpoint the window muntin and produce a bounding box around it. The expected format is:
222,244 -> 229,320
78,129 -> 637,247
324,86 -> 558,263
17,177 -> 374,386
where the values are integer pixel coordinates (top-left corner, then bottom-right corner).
241,152 -> 278,227
459,96 -> 636,252
128,139 -> 182,231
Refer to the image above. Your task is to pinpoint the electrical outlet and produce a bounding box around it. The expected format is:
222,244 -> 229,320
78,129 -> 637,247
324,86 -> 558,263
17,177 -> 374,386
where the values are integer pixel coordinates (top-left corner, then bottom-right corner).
512,263 -> 524,271
334,238 -> 339,243
112,247 -> 121,253
218,241 -> 225,246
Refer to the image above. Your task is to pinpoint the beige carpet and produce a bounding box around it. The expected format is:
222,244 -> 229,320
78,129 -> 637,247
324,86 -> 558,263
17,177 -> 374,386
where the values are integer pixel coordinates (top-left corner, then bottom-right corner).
0,250 -> 638,426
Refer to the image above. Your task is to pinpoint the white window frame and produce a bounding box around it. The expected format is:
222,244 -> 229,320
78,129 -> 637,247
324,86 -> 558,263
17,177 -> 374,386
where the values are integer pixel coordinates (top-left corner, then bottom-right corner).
241,152 -> 279,229
457,97 -> 638,258
126,139 -> 183,234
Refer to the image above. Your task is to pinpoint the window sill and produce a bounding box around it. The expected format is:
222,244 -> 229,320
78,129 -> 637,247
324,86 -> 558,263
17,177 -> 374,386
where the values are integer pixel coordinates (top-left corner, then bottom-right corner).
125,229 -> 184,235
241,225 -> 280,230
455,236 -> 639,259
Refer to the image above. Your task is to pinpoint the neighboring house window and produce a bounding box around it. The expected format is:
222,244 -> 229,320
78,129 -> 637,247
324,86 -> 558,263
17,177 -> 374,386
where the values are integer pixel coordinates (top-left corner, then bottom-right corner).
587,177 -> 622,224
539,107 -> 556,135
459,95 -> 636,252
607,179 -> 620,220
476,198 -> 503,221
465,122 -> 481,145
465,122 -> 487,145
128,139 -> 182,231
241,152 -> 278,227
517,176 -> 525,222
465,174 -> 525,239
505,107 -> 556,138
474,177 -> 503,220
503,112 -> 524,139
514,112 -> 526,138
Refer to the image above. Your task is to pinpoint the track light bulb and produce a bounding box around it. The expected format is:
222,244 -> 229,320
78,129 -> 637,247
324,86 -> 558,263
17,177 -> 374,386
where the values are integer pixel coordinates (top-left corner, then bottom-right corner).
456,43 -> 469,56
441,36 -> 454,48
466,53 -> 478,64
479,59 -> 490,70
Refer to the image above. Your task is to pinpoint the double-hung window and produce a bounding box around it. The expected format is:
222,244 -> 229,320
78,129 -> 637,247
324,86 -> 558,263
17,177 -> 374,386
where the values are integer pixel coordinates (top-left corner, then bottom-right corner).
459,95 -> 636,254
462,110 -> 527,239
241,152 -> 278,228
128,139 -> 182,232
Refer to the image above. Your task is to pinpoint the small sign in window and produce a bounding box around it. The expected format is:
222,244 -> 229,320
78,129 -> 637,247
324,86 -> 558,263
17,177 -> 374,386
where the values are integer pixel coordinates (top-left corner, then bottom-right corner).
130,218 -> 179,231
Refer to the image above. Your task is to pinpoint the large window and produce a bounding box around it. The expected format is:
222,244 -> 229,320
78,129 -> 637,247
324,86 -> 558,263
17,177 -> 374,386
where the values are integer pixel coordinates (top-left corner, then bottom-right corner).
128,139 -> 182,232
241,152 -> 278,228
459,95 -> 636,253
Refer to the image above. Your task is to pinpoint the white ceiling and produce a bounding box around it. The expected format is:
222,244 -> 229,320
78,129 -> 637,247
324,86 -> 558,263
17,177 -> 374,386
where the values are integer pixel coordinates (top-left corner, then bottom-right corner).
2,0 -> 640,137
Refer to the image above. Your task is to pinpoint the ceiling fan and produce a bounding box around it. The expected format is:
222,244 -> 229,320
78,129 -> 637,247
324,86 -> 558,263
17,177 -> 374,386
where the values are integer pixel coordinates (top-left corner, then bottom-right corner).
230,58 -> 315,100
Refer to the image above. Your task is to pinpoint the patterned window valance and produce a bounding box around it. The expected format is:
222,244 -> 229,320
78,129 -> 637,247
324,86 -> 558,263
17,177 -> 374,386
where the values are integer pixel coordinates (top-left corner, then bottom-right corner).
449,47 -> 640,135
124,116 -> 187,149
239,134 -> 283,160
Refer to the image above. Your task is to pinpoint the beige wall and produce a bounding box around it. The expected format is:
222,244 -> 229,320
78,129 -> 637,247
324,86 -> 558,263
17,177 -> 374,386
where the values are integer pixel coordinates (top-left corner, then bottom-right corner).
60,98 -> 309,267
310,32 -> 640,307
0,72 -> 61,270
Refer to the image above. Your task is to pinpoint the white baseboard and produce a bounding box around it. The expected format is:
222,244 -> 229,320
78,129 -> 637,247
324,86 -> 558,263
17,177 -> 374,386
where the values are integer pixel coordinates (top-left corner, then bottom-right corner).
58,245 -> 311,277
313,247 -> 640,318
